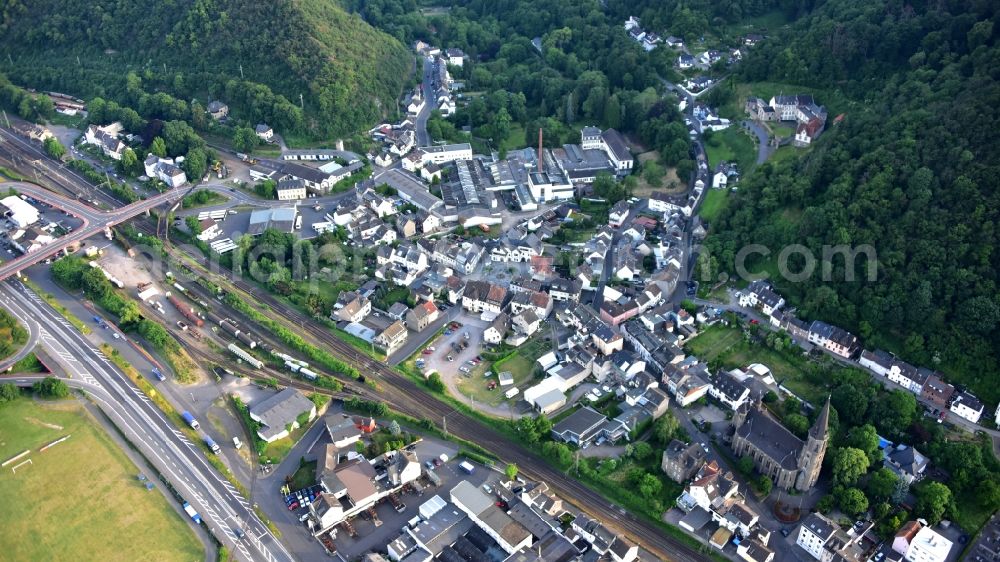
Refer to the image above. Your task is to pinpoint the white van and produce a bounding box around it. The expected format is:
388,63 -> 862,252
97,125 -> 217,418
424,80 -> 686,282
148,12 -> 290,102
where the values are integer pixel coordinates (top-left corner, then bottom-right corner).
233,436 -> 243,450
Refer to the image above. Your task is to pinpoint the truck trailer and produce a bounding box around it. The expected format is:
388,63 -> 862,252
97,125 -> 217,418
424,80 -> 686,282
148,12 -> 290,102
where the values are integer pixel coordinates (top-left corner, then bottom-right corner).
204,436 -> 221,454
181,411 -> 200,429
182,502 -> 202,524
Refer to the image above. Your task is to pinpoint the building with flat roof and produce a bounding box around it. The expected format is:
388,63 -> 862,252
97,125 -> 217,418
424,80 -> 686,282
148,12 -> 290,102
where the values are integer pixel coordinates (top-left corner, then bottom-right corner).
419,143 -> 473,165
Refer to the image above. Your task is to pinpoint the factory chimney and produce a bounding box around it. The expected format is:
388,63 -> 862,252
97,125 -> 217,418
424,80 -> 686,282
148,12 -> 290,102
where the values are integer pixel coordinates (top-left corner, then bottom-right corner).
537,127 -> 544,173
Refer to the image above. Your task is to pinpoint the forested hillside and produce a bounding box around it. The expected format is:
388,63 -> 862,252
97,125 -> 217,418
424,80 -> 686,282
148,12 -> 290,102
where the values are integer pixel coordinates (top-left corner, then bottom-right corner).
0,0 -> 411,138
342,0 -> 695,176
703,0 -> 1000,403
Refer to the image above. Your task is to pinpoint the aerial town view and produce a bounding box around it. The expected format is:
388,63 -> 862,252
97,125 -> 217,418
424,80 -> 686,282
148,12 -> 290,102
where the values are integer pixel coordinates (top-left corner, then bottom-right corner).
0,1 -> 997,562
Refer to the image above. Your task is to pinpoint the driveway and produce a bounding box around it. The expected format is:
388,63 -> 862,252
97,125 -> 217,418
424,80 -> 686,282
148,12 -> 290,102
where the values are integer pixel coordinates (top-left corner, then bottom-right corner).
743,120 -> 774,164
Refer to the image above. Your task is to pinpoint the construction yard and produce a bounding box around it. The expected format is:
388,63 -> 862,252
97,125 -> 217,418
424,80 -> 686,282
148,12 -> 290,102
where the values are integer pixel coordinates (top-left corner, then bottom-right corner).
0,398 -> 204,562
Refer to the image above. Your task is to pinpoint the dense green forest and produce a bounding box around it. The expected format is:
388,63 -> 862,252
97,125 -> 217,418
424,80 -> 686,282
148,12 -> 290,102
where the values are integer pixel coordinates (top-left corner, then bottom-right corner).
703,0 -> 1000,405
0,0 -> 411,139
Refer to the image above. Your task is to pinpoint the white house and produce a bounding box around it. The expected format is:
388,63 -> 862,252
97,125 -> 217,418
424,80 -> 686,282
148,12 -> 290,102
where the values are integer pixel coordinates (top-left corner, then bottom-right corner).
708,373 -> 750,410
143,155 -> 187,187
83,122 -> 126,160
445,48 -> 465,67
255,124 -> 274,141
859,349 -> 894,377
887,360 -> 926,394
796,513 -> 838,560
902,525 -> 953,562
483,313 -> 509,345
949,391 -> 984,424
712,171 -> 728,189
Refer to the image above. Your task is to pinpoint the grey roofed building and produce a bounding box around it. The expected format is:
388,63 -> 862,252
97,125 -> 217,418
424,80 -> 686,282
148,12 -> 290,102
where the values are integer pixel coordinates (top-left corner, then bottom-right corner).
884,445 -> 928,482
451,537 -> 489,562
550,406 -> 606,444
387,302 -> 410,320
801,512 -> 836,542
505,530 -> 579,562
733,404 -> 805,471
661,439 -> 707,483
249,388 -> 315,441
600,128 -> 631,163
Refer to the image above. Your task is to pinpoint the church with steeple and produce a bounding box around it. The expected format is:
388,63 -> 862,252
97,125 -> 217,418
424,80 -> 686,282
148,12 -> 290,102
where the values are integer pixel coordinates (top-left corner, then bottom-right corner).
729,395 -> 830,492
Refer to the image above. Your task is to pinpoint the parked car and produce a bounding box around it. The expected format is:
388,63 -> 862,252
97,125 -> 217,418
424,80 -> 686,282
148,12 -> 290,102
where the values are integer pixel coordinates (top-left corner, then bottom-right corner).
422,349 -> 433,355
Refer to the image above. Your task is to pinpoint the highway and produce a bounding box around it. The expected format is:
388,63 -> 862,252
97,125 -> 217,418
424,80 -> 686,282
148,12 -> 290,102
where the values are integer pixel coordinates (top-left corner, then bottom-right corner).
0,180 -> 187,281
0,279 -> 295,562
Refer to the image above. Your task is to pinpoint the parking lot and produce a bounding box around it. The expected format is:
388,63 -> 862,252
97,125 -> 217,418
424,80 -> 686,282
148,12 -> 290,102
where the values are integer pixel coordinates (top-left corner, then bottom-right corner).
419,314 -> 489,379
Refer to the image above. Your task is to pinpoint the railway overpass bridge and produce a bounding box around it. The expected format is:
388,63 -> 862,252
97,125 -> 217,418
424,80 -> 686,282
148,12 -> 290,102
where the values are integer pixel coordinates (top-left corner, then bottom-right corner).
0,181 -> 186,281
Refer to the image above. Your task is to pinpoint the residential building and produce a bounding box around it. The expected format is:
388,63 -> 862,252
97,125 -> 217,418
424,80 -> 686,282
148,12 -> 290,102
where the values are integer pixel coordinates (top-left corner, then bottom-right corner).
248,388 -> 317,442
663,364 -> 713,407
275,178 -> 307,201
483,313 -> 509,345
709,372 -> 751,410
807,320 -> 858,359
196,219 -> 221,241
445,48 -> 465,66
462,280 -> 509,314
859,349 -> 894,377
796,513 -> 838,559
551,406 -> 606,445
900,524 -> 953,562
731,396 -> 829,492
738,539 -> 775,562
332,291 -> 371,324
207,100 -> 228,120
143,155 -> 187,187
893,520 -> 922,556
887,360 -> 927,394
739,280 -> 785,315
661,439 -> 706,483
405,300 -> 439,332
920,374 -> 955,410
949,390 -> 984,424
884,445 -> 928,484
548,277 -> 582,302
255,123 -> 274,141
374,320 -> 408,355
83,122 -> 126,160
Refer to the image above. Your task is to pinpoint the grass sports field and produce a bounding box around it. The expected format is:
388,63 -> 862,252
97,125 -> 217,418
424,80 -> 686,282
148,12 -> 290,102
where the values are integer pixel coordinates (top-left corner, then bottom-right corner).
0,398 -> 204,562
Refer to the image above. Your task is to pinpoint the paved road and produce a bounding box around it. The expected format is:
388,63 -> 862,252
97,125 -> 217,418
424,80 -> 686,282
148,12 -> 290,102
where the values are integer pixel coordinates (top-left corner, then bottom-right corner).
0,279 -> 295,562
415,57 -> 435,147
0,180 -> 187,281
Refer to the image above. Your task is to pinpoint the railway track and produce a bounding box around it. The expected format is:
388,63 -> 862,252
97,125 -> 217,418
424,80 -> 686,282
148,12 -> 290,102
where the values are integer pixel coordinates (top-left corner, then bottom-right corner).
134,219 -> 708,562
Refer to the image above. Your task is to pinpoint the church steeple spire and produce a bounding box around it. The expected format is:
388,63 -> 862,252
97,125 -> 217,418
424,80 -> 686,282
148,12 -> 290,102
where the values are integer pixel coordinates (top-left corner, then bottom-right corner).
809,395 -> 831,440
